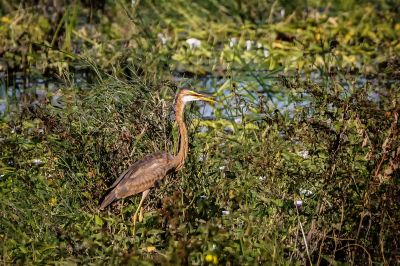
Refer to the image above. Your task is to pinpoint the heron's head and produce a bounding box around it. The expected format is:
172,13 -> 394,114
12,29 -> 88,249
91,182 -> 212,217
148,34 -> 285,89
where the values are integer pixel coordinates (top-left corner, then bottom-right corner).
178,89 -> 216,104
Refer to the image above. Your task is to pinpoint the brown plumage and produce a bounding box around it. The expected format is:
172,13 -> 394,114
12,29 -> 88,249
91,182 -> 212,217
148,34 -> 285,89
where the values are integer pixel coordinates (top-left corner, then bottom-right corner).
99,89 -> 215,222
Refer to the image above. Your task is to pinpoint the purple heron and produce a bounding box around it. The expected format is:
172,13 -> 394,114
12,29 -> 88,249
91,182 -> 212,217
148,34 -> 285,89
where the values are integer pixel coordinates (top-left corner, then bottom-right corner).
99,89 -> 215,224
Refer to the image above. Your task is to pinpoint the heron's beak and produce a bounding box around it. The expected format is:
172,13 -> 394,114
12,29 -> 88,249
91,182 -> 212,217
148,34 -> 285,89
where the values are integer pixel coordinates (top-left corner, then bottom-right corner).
193,92 -> 216,104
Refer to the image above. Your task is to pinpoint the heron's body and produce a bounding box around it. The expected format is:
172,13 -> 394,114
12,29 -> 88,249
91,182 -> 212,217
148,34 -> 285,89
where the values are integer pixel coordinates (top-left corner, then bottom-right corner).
99,89 -> 215,220
99,152 -> 174,210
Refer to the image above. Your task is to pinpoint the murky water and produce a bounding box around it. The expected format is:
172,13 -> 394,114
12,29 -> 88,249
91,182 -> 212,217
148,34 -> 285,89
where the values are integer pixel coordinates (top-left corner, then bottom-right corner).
0,73 -> 65,116
1,70 -> 396,118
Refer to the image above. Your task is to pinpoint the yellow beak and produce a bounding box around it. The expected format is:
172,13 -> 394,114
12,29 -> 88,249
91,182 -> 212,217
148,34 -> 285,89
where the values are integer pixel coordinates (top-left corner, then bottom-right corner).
192,92 -> 216,104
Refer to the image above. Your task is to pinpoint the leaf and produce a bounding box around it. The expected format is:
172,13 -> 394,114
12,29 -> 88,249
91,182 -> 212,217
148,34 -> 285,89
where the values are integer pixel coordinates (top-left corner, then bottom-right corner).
94,215 -> 104,227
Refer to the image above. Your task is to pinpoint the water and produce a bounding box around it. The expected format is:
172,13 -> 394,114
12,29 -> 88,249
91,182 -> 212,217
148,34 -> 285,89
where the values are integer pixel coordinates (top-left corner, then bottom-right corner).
1,70 -> 396,118
0,73 -> 66,116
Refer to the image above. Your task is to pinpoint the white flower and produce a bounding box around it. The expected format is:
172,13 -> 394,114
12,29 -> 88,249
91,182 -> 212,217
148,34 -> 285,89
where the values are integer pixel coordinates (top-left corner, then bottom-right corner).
246,40 -> 253,51
297,150 -> 309,159
257,42 -> 263,49
258,176 -> 266,181
300,189 -> 313,196
219,166 -> 226,171
234,117 -> 242,124
263,49 -> 270,57
294,200 -> 303,207
280,9 -> 285,18
32,159 -> 44,166
222,210 -> 230,215
186,38 -> 201,49
200,195 -> 208,199
229,37 -> 237,47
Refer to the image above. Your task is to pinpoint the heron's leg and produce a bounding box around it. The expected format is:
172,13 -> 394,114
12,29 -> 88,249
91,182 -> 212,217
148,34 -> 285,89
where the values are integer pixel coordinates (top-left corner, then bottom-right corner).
138,190 -> 150,222
132,189 -> 150,227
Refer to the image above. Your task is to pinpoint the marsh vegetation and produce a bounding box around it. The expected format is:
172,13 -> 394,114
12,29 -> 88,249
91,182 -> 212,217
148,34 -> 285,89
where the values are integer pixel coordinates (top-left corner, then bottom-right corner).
0,0 -> 399,264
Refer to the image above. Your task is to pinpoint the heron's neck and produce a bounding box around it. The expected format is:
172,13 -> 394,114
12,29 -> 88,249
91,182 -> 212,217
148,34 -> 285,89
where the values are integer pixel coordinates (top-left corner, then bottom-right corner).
174,100 -> 188,170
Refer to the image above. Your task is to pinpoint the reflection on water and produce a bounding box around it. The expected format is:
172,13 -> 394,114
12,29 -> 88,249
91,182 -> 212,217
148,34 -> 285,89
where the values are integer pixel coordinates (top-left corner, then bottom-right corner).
0,71 -> 396,118
0,73 -> 65,116
193,72 -> 396,124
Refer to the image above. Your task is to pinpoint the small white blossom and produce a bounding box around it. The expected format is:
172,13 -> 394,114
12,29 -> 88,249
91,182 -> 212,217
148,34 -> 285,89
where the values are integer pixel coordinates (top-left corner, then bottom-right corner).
294,200 -> 303,207
222,210 -> 230,215
229,37 -> 238,47
259,176 -> 266,181
297,150 -> 309,159
300,189 -> 313,196
219,166 -> 226,171
257,42 -> 263,49
246,40 -> 253,51
200,195 -> 208,199
280,9 -> 285,18
263,49 -> 270,57
234,117 -> 242,124
32,159 -> 44,166
186,38 -> 201,49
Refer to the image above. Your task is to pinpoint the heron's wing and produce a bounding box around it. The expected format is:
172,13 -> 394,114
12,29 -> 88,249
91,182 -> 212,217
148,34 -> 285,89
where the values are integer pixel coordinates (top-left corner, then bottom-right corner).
110,152 -> 170,188
110,163 -> 137,188
111,152 -> 175,198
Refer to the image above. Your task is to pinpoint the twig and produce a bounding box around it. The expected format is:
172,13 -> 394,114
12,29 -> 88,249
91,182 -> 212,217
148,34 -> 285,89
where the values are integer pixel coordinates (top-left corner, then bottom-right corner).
296,206 -> 312,265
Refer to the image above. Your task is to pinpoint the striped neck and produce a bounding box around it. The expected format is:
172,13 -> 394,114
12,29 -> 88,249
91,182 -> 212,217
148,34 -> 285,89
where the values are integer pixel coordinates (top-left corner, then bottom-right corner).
173,98 -> 188,170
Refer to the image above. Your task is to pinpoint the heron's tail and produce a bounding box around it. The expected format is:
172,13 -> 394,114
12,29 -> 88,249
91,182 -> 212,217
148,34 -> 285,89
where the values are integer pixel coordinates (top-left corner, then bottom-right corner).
99,190 -> 116,210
